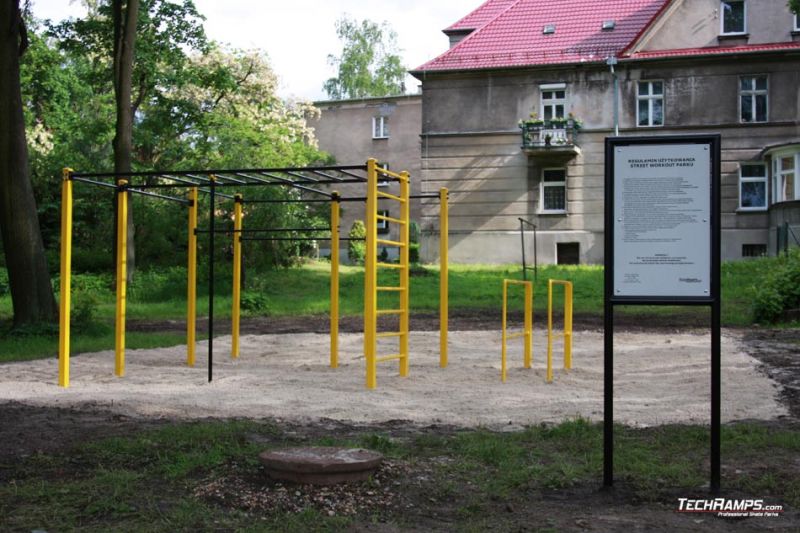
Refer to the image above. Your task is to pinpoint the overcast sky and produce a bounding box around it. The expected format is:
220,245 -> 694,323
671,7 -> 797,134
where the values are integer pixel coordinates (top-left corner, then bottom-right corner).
30,0 -> 484,101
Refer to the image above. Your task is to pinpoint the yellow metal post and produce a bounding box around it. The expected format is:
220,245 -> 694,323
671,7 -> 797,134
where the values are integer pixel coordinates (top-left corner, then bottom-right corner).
565,282 -> 573,370
330,192 -> 340,368
58,169 -> 73,388
501,280 -> 508,382
524,281 -> 532,369
115,179 -> 128,377
364,159 -> 378,389
439,187 -> 449,368
231,194 -> 243,359
547,279 -> 553,383
187,187 -> 198,366
399,172 -> 410,377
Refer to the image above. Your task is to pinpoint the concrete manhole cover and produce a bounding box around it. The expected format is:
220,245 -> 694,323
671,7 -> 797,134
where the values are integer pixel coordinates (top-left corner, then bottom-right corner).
259,447 -> 384,485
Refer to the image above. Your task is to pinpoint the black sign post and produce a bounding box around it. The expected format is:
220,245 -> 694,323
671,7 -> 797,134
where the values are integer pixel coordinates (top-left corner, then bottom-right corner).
604,135 -> 721,492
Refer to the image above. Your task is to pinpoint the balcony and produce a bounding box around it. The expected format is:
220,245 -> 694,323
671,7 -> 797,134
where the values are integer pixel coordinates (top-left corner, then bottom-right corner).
520,121 -> 581,158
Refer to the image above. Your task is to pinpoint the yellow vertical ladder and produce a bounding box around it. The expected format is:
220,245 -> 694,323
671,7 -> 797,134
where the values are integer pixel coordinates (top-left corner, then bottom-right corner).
364,159 -> 411,389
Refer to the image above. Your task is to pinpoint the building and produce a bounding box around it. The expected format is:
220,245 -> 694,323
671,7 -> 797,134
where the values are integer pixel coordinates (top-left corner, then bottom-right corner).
410,0 -> 800,264
312,94 -> 422,261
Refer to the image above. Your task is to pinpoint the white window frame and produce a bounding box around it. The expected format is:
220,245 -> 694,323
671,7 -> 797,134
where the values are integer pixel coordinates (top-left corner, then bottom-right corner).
720,0 -> 747,35
794,13 -> 800,31
540,83 -> 567,121
372,116 -> 389,139
539,168 -> 567,214
377,209 -> 390,233
772,151 -> 799,203
636,80 -> 664,127
377,162 -> 390,188
738,163 -> 767,211
739,75 -> 768,123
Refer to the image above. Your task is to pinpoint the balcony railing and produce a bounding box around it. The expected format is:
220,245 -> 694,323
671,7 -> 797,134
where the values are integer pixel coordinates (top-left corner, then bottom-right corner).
520,121 -> 580,152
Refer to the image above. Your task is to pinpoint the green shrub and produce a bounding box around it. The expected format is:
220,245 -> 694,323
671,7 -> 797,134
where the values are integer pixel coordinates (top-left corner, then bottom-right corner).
409,221 -> 420,244
753,249 -> 800,323
72,289 -> 99,329
348,220 -> 366,264
0,268 -> 8,296
378,247 -> 389,262
241,292 -> 270,314
409,242 -> 420,264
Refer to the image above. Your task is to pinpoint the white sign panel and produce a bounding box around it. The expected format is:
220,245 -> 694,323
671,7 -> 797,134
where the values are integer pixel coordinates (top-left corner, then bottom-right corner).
613,144 -> 711,297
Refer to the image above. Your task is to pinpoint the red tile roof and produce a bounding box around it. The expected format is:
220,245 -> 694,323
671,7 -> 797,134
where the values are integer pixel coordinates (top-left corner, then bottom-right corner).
626,41 -> 800,60
446,0 -> 518,32
416,0 -> 670,72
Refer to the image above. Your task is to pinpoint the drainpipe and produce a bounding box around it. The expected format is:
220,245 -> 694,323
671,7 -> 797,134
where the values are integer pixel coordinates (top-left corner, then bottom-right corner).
607,56 -> 619,136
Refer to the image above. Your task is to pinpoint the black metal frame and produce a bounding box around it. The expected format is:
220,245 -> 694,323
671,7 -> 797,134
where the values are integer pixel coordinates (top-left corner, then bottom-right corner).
518,217 -> 538,281
604,135 -> 722,492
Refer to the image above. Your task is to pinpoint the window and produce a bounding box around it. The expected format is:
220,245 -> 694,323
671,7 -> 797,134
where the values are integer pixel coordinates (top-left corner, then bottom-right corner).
773,153 -> 797,203
377,162 -> 390,188
742,244 -> 767,257
740,76 -> 767,123
721,1 -> 746,34
377,210 -> 390,234
372,116 -> 389,139
636,81 -> 664,127
540,169 -> 566,213
540,84 -> 566,120
795,12 -> 800,31
739,164 -> 767,210
557,243 -> 580,265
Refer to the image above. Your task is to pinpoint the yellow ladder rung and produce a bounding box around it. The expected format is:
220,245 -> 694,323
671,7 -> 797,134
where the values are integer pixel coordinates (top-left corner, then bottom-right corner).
376,191 -> 405,203
506,332 -> 527,340
377,239 -> 405,247
377,309 -> 403,316
376,354 -> 404,363
378,286 -> 406,291
377,262 -> 405,270
376,214 -> 406,225
376,331 -> 404,338
551,333 -> 565,340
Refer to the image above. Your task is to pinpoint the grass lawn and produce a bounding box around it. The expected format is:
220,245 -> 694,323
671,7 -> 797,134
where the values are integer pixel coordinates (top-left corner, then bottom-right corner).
1,418 -> 797,531
0,258 -> 783,363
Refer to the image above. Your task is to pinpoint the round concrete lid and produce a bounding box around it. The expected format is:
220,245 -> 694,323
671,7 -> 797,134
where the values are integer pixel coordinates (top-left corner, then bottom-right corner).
259,447 -> 384,485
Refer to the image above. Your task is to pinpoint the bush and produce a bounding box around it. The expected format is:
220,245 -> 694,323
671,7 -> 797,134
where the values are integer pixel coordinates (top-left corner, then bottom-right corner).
409,242 -> 420,264
409,221 -> 420,244
753,249 -> 800,323
348,220 -> 366,264
0,268 -> 8,297
72,289 -> 99,329
240,292 -> 270,314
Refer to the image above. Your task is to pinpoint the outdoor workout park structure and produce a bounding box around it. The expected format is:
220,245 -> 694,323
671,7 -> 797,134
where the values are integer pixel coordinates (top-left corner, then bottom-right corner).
57,159 -> 450,390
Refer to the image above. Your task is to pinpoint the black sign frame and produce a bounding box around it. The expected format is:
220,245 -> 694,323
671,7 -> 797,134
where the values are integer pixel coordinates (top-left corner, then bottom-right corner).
603,134 -> 722,492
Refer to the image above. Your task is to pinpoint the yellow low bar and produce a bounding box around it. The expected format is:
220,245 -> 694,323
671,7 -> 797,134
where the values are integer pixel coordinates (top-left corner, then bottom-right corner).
58,169 -> 73,388
376,213 -> 406,225
364,159 -> 378,389
547,279 -> 574,383
377,262 -> 404,270
501,279 -> 533,383
378,286 -> 405,292
187,187 -> 198,366
376,190 -> 406,203
376,166 -> 407,181
114,179 -> 128,378
231,194 -> 243,359
377,238 -> 404,247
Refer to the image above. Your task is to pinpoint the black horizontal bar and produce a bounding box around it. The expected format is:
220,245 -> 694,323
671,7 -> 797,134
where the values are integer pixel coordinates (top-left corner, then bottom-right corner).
72,164 -> 368,179
71,176 -> 119,189
241,237 -> 325,242
128,188 -> 191,205
339,237 -> 366,241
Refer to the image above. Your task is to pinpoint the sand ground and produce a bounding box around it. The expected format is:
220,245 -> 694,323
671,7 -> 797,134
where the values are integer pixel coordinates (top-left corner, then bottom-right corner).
0,329 -> 785,428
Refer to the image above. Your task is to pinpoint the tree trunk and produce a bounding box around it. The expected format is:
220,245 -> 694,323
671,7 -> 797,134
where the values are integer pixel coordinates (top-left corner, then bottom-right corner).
112,0 -> 139,283
0,0 -> 58,326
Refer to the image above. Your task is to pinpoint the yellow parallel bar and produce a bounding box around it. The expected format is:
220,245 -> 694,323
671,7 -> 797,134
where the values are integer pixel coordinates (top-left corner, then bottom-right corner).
330,192 -> 340,369
376,331 -> 403,338
506,332 -> 527,340
187,187 -> 198,367
365,159 -> 378,389
377,262 -> 405,270
231,194 -> 243,359
440,188 -> 448,368
501,278 -> 533,382
565,282 -> 573,370
547,280 -> 553,383
501,280 -> 508,382
114,180 -> 128,378
58,169 -> 73,388
376,214 -> 406,225
376,238 -> 404,247
376,354 -> 404,363
547,279 -> 574,382
375,166 -> 407,181
377,309 -> 403,316
399,170 -> 410,378
378,286 -> 405,292
376,190 -> 406,203
524,280 -> 533,369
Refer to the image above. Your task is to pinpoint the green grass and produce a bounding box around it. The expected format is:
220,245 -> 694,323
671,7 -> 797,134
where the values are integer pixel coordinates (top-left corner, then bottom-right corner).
0,258 -> 789,363
1,419 -> 797,531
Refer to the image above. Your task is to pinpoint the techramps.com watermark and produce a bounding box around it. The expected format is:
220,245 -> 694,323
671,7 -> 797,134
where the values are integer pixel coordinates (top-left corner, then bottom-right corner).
677,498 -> 784,518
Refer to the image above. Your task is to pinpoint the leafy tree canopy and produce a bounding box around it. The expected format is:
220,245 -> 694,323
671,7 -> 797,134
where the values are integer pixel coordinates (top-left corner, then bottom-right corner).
323,16 -> 406,100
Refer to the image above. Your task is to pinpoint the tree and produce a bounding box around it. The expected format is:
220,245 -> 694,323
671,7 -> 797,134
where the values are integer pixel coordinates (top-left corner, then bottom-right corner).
0,0 -> 58,326
323,16 -> 406,100
790,0 -> 799,14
